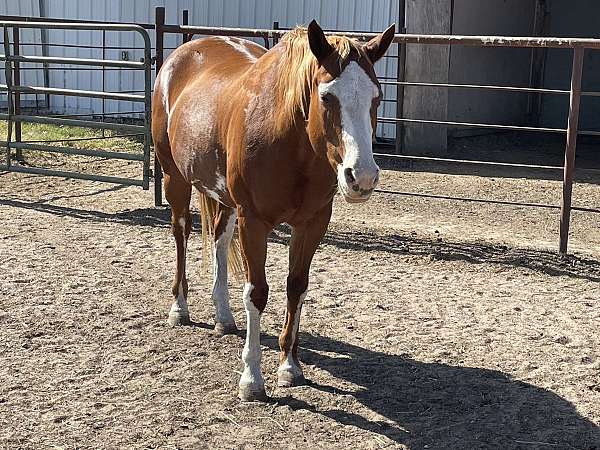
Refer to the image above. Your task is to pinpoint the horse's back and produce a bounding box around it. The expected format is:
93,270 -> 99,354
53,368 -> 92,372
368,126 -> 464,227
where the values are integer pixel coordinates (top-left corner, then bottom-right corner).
152,36 -> 266,192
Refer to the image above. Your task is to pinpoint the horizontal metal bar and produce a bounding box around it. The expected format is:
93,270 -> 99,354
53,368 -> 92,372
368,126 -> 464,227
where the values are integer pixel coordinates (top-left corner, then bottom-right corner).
0,54 -> 145,69
14,134 -> 144,144
0,66 -> 138,71
11,85 -> 145,101
0,164 -> 144,186
2,142 -> 144,161
12,42 -> 149,51
381,80 -> 571,95
374,153 -> 600,175
0,20 -> 152,33
373,152 -> 564,171
381,80 -> 600,97
374,189 -> 600,214
163,24 -> 600,49
47,111 -> 143,118
378,117 -> 567,133
388,34 -> 600,49
0,113 -> 145,132
0,15 -> 154,30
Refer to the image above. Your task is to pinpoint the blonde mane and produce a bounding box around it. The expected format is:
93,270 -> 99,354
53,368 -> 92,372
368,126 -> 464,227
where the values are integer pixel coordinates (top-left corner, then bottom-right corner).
274,27 -> 363,132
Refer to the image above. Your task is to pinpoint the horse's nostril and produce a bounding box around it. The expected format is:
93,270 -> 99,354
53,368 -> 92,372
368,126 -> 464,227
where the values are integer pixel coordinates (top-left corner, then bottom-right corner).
344,167 -> 356,184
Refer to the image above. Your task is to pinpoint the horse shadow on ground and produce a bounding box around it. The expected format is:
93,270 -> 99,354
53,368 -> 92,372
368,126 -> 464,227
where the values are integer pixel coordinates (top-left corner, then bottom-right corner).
258,331 -> 600,449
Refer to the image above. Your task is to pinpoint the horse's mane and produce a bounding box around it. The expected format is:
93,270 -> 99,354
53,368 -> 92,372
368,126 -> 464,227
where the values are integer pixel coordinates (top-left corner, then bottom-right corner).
274,27 -> 363,132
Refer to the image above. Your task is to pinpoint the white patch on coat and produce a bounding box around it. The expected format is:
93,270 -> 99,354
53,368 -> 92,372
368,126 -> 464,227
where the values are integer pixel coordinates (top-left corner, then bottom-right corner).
170,215 -> 189,317
239,283 -> 265,389
212,211 -> 236,326
204,189 -> 221,202
214,173 -> 227,192
156,56 -> 176,131
277,290 -> 307,377
318,61 -> 380,192
157,51 -> 204,135
220,36 -> 259,61
170,282 -> 189,316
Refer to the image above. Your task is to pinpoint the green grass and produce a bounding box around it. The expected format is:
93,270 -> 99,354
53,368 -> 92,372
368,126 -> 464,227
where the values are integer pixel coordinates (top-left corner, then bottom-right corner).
0,122 -> 144,153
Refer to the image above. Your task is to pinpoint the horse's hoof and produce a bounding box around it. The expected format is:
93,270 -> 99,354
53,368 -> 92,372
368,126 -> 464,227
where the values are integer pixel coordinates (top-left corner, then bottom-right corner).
277,370 -> 306,388
167,311 -> 191,327
214,322 -> 238,336
238,385 -> 268,402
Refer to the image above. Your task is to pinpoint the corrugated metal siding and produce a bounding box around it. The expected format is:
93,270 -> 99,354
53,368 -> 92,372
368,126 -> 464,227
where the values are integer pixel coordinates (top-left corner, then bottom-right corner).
0,0 -> 45,107
2,0 -> 400,136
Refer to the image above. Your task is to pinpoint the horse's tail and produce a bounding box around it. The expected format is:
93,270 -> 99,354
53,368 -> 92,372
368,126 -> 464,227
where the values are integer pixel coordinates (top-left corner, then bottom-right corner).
198,193 -> 244,279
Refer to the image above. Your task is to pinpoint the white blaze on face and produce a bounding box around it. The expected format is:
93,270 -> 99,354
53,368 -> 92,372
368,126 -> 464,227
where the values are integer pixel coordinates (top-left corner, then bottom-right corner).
318,61 -> 380,198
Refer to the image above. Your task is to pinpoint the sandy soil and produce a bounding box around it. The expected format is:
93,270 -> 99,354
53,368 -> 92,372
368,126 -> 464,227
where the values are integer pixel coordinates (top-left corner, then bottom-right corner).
1,158 -> 600,449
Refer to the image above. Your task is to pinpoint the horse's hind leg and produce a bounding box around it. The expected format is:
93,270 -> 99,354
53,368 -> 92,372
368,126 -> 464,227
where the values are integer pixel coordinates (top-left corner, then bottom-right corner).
211,206 -> 238,335
164,171 -> 192,326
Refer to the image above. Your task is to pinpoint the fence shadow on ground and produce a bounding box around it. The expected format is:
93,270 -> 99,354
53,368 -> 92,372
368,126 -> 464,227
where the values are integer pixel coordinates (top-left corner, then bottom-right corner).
270,224 -> 600,282
258,331 -> 600,449
2,197 -> 600,282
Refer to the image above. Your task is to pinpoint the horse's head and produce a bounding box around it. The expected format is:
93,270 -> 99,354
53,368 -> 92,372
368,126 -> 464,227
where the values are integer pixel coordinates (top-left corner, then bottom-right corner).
306,20 -> 395,203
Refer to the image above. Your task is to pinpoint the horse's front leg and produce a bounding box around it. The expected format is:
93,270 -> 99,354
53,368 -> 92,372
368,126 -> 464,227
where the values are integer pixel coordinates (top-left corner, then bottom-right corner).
278,203 -> 332,387
237,211 -> 271,401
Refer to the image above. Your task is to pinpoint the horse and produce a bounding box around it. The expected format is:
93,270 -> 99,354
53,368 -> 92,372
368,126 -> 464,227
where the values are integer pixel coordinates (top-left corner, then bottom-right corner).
152,20 -> 395,401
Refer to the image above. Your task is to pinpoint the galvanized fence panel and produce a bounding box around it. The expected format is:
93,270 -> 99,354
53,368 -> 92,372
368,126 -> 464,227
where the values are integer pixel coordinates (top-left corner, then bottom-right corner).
0,20 -> 153,189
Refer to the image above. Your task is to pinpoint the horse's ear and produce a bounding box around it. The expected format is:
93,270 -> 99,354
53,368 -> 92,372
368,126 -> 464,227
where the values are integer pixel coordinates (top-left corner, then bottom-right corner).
364,24 -> 396,63
308,20 -> 334,64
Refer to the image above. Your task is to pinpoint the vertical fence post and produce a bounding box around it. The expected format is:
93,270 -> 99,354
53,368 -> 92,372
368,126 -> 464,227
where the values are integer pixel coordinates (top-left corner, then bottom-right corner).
559,46 -> 584,255
182,9 -> 191,43
154,6 -> 165,206
273,21 -> 280,48
3,26 -> 13,169
101,29 -> 106,138
395,0 -> 406,154
12,26 -> 22,161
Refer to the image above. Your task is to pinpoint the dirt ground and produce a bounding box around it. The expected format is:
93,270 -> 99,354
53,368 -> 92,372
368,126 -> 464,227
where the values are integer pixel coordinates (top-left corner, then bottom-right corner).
1,154 -> 600,449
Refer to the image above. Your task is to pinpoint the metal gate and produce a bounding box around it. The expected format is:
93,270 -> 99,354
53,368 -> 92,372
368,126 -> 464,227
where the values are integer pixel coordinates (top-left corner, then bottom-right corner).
0,21 -> 152,188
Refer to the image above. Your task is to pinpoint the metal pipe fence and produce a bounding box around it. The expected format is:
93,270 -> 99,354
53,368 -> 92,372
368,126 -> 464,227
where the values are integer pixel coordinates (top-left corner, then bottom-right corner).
153,8 -> 600,254
0,20 -> 153,188
1,12 -> 598,255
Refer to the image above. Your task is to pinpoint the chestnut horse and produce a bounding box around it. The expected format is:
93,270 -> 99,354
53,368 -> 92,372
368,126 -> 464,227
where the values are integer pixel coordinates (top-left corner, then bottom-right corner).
152,20 -> 395,401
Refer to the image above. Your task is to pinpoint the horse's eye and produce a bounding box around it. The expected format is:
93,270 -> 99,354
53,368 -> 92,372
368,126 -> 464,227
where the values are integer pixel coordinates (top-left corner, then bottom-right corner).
321,93 -> 333,105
